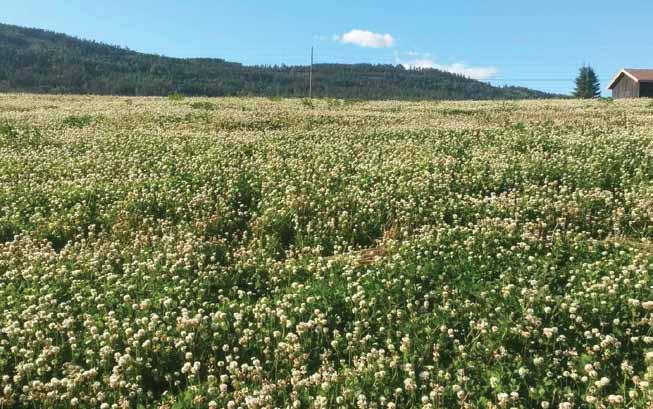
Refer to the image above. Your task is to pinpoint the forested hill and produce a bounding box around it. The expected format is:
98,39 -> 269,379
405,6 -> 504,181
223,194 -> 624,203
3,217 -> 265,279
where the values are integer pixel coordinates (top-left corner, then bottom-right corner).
0,23 -> 556,100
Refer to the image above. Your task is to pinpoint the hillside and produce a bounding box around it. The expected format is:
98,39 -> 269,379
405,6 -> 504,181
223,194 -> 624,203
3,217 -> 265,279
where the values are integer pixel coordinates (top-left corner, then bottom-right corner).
0,23 -> 557,99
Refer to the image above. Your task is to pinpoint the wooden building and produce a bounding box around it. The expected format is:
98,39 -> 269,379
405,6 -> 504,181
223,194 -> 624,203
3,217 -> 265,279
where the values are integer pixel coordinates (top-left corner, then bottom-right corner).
607,69 -> 653,98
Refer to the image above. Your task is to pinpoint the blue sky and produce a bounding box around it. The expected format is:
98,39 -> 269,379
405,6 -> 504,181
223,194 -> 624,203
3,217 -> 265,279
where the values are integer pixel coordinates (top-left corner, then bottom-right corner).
4,0 -> 653,95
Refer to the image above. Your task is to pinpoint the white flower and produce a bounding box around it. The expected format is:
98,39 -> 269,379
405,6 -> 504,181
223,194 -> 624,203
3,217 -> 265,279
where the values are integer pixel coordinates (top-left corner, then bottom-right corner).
403,377 -> 416,391
543,327 -> 558,338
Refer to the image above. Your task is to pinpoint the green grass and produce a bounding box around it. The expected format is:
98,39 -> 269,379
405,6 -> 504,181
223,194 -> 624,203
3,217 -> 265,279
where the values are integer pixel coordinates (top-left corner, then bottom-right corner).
0,95 -> 652,408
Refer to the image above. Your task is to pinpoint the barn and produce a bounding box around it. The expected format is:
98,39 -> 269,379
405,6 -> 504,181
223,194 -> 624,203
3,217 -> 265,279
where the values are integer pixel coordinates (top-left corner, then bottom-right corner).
607,69 -> 653,98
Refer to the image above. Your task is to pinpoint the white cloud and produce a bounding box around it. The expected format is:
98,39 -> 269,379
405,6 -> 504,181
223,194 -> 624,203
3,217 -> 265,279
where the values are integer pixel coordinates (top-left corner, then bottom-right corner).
401,58 -> 498,80
336,29 -> 395,48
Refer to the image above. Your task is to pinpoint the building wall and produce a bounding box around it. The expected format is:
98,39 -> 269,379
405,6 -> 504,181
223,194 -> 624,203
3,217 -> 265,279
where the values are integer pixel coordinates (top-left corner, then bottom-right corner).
612,74 -> 639,98
640,82 -> 653,98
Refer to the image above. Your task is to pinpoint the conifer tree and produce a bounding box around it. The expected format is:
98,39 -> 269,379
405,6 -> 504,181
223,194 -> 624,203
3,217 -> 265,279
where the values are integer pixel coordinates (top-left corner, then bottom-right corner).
573,65 -> 601,98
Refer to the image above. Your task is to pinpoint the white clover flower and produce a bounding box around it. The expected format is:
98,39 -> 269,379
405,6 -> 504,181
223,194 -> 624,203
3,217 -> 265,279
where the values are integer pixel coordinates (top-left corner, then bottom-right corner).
595,377 -> 610,388
646,351 -> 653,362
403,377 -> 416,391
3,94 -> 653,408
543,327 -> 557,338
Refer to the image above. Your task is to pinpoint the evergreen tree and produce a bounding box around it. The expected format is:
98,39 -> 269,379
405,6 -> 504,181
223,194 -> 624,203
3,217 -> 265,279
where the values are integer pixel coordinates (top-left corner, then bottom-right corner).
573,65 -> 601,99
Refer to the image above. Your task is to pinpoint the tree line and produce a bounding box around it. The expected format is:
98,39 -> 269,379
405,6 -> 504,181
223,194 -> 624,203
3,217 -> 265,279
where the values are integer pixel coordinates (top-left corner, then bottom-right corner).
0,23 -> 557,100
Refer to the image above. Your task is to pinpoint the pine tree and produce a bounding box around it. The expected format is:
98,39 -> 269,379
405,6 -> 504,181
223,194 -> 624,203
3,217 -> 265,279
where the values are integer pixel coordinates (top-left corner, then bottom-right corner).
573,65 -> 601,99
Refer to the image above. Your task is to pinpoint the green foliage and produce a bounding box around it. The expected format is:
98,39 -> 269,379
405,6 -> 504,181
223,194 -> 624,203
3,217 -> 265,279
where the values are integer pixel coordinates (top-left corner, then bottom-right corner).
62,114 -> 93,128
0,22 -> 559,100
2,96 -> 653,408
167,92 -> 185,101
0,119 -> 44,147
300,98 -> 315,109
573,65 -> 601,99
0,120 -> 18,138
189,101 -> 217,111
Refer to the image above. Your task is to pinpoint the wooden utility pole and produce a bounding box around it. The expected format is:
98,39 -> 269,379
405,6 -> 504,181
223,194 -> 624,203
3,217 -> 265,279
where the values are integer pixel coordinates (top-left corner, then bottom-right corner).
309,46 -> 314,98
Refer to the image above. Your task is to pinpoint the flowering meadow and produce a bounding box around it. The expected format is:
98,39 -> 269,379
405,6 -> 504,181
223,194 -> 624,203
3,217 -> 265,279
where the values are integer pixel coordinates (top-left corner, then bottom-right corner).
1,94 -> 653,408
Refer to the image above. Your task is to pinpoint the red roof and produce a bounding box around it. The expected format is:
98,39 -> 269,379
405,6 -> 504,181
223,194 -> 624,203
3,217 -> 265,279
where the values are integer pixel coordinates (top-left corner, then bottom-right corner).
608,69 -> 653,89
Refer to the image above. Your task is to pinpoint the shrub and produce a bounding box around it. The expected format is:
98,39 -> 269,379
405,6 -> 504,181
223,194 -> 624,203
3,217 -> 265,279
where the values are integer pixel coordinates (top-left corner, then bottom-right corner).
168,92 -> 185,101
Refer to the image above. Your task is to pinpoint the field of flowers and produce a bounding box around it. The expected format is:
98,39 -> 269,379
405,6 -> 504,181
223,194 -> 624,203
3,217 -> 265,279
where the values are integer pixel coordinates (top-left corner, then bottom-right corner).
1,94 -> 653,408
